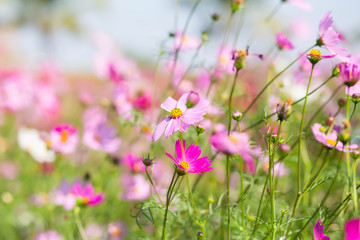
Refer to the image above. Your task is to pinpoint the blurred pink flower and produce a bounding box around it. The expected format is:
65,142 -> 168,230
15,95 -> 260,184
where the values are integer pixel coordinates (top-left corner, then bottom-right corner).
318,12 -> 349,62
132,92 -> 152,112
259,155 -> 290,177
85,223 -> 104,240
50,124 -> 78,154
35,230 -> 64,240
152,92 -> 207,141
83,122 -> 122,154
276,33 -> 294,50
345,218 -> 360,240
166,139 -> 212,174
313,219 -> 329,240
122,153 -> 146,173
70,183 -> 104,207
217,46 -> 234,75
51,180 -> 77,211
34,84 -> 60,122
210,132 -> 259,174
174,32 -> 201,51
291,19 -> 312,40
113,85 -> 133,121
107,221 -> 127,240
0,161 -> 18,180
121,174 -> 150,201
339,54 -> 360,87
83,106 -> 108,130
311,123 -> 358,152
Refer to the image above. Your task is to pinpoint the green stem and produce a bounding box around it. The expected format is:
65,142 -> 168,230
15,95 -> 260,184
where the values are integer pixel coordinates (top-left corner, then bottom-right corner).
186,173 -> 198,217
74,207 -> 88,240
162,170 -> 177,240
353,158 -> 359,214
228,70 -> 239,134
145,167 -> 165,206
285,63 -> 315,237
350,103 -> 358,122
226,154 -> 231,240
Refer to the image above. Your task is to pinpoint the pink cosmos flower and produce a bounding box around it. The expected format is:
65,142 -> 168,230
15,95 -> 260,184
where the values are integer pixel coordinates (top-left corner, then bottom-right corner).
311,123 -> 358,152
166,139 -> 212,174
276,33 -> 294,50
174,32 -> 201,51
49,124 -> 78,154
210,132 -> 259,174
121,174 -> 150,200
107,221 -> 127,240
152,92 -> 207,141
35,230 -> 64,240
345,218 -> 360,240
317,12 -> 349,62
313,219 -> 330,240
0,161 -> 18,180
113,85 -> 133,121
132,92 -> 152,112
83,122 -> 122,154
339,54 -> 360,87
217,46 -> 235,75
70,183 -> 104,207
34,84 -> 60,122
285,0 -> 312,12
259,155 -> 290,177
122,153 -> 146,173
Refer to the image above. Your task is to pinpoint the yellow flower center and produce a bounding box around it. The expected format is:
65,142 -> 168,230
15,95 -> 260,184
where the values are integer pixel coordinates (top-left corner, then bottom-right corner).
181,36 -> 189,44
229,135 -> 238,143
237,50 -> 247,58
60,130 -> 69,143
327,138 -> 336,146
82,197 -> 89,204
309,49 -> 321,57
179,161 -> 189,171
170,107 -> 182,118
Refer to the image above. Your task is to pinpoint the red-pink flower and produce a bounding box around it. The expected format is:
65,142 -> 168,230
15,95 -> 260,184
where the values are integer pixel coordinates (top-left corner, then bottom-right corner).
276,32 -> 294,50
313,219 -> 330,240
50,124 -> 78,154
122,153 -> 146,173
70,183 -> 104,207
345,218 -> 360,240
166,139 -> 212,174
152,92 -> 207,141
317,12 -> 349,62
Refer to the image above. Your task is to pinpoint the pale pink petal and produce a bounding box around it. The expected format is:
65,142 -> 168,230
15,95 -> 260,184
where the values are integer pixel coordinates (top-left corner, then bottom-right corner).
176,93 -> 189,111
152,117 -> 170,141
161,97 -> 177,112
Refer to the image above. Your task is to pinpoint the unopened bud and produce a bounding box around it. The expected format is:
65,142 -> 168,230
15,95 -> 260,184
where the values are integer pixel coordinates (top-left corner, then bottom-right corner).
142,155 -> 154,167
232,110 -> 243,121
326,116 -> 335,125
187,91 -> 200,108
332,65 -> 340,77
338,98 -> 346,108
195,125 -> 205,135
233,49 -> 247,70
351,150 -> 360,160
197,232 -> 204,240
352,93 -> 360,104
211,13 -> 220,21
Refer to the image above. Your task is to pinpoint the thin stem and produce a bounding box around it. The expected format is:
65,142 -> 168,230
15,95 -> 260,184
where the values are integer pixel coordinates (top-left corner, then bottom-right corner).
186,173 -> 198,216
286,63 -> 315,237
350,103 -> 358,122
241,45 -> 315,119
228,70 -> 239,134
145,167 -> 165,206
239,157 -> 244,215
162,170 -> 177,240
353,158 -> 359,214
226,155 -> 231,240
74,208 -> 88,240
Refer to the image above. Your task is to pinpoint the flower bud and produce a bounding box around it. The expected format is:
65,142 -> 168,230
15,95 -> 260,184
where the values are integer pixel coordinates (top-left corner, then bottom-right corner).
351,150 -> 360,160
338,98 -> 346,108
186,91 -> 200,108
197,232 -> 204,240
232,110 -> 243,121
326,116 -> 335,126
211,13 -> 219,21
208,195 -> 215,203
169,32 -> 175,37
142,155 -> 154,167
352,93 -> 360,104
332,65 -> 340,77
276,99 -> 293,122
279,143 -> 291,153
195,125 -> 205,135
233,50 -> 247,70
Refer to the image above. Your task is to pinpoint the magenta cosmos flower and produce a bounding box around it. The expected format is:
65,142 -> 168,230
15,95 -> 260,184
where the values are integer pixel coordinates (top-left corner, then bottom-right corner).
313,219 -> 330,240
152,92 -> 207,141
345,218 -> 360,240
317,12 -> 349,62
311,123 -> 358,152
70,183 -> 104,207
276,32 -> 294,50
210,132 -> 259,174
166,139 -> 212,174
49,124 -> 78,154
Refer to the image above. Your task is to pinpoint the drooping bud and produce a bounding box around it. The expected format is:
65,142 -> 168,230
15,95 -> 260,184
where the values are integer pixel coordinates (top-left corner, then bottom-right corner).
232,110 -> 243,121
338,98 -> 346,108
186,91 -> 200,108
352,93 -> 360,104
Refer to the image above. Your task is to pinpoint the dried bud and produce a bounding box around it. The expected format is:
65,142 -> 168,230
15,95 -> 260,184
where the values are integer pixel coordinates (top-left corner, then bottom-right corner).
232,110 -> 243,121
211,13 -> 219,21
187,91 -> 200,108
352,93 -> 360,104
338,98 -> 346,108
142,156 -> 154,167
326,116 -> 335,125
276,99 -> 293,121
